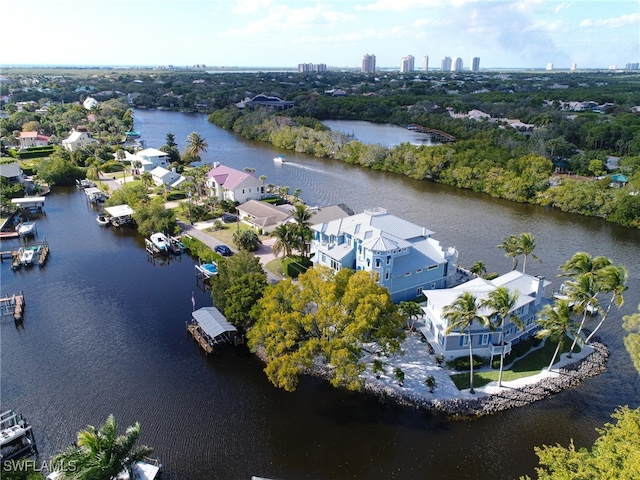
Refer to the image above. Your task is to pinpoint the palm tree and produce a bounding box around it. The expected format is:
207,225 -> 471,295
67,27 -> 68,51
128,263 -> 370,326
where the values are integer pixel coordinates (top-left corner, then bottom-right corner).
482,286 -> 522,387
585,264 -> 628,344
184,132 -> 208,162
51,414 -> 153,480
558,252 -> 611,278
497,234 -> 520,270
291,204 -> 313,256
536,300 -> 579,371
399,301 -> 423,330
518,233 -> 539,274
444,292 -> 486,394
563,273 -> 601,357
270,223 -> 296,258
469,260 -> 487,277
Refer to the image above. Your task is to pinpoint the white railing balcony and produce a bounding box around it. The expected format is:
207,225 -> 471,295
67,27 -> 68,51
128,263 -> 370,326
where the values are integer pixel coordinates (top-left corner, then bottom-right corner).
488,341 -> 512,357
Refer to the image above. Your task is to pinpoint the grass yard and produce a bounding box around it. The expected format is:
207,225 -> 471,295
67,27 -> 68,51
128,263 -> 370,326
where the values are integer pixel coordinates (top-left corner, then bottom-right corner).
450,336 -> 581,390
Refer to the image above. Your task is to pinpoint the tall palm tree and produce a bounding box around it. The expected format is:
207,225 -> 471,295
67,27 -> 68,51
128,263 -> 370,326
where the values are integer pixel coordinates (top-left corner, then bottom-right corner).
51,415 -> 152,480
469,260 -> 487,277
444,292 -> 486,394
482,286 -> 522,387
497,234 -> 520,270
536,300 -> 579,371
184,132 -> 208,162
585,264 -> 628,344
563,274 -> 601,356
291,204 -> 313,256
270,223 -> 295,258
558,251 -> 611,278
518,232 -> 539,274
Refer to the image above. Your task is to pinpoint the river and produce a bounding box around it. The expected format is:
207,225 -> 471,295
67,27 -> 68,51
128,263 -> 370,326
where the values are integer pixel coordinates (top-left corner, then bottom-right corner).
1,109 -> 639,480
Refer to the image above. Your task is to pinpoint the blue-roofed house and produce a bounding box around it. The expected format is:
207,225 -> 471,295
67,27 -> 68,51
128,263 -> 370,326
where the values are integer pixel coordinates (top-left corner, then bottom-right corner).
420,270 -> 551,360
310,208 -> 459,302
610,173 -> 628,188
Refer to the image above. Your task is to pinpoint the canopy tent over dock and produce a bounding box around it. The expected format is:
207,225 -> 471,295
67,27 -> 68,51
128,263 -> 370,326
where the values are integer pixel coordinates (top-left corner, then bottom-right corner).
192,307 -> 237,343
104,204 -> 135,226
11,197 -> 45,212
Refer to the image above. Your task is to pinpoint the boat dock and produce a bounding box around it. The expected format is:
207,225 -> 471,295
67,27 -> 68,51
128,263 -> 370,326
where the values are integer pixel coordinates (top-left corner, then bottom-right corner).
407,124 -> 456,142
146,235 -> 185,256
0,292 -> 25,321
0,410 -> 37,461
187,306 -> 238,355
9,239 -> 50,270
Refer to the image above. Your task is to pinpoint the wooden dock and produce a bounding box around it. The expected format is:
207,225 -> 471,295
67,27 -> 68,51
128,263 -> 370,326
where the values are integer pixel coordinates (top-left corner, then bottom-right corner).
407,124 -> 456,142
10,239 -> 50,270
0,231 -> 19,239
187,323 -> 213,354
1,292 -> 25,321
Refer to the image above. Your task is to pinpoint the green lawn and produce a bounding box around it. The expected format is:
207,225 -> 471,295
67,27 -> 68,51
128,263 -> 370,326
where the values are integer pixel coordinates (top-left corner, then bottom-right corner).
450,336 -> 581,390
265,257 -> 284,276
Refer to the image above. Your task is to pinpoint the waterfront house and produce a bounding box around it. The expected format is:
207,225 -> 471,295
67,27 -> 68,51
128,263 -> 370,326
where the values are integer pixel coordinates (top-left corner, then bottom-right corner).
61,128 -> 96,152
310,208 -> 459,303
420,270 -> 550,360
206,163 -> 265,204
18,131 -> 51,149
0,162 -> 25,184
124,148 -> 170,173
150,166 -> 186,189
236,200 -> 292,233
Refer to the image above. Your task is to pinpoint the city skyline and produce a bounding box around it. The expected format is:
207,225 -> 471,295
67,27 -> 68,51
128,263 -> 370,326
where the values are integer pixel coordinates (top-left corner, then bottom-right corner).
3,0 -> 639,70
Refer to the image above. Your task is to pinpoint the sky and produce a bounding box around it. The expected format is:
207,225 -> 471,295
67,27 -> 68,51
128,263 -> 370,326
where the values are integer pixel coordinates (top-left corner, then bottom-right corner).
3,0 -> 639,70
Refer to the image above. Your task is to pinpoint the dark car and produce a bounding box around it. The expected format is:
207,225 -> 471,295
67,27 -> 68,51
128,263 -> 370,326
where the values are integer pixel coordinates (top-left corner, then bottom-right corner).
215,244 -> 233,256
222,213 -> 237,223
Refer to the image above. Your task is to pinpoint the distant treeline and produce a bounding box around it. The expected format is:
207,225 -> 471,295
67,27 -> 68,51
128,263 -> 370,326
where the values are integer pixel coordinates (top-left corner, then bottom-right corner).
209,107 -> 640,229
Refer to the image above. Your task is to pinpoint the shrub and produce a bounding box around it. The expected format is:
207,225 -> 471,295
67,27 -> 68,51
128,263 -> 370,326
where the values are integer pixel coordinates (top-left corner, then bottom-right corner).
447,355 -> 487,371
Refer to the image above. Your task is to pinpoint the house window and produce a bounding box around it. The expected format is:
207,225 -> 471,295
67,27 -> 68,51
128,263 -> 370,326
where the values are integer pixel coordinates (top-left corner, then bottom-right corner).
386,255 -> 391,265
242,189 -> 245,194
321,254 -> 326,263
480,334 -> 490,345
375,259 -> 380,268
431,282 -> 436,289
459,335 -> 469,347
385,270 -> 389,280
428,264 -> 438,270
331,258 -> 341,271
416,269 -> 423,273
416,287 -> 423,296
405,272 -> 411,276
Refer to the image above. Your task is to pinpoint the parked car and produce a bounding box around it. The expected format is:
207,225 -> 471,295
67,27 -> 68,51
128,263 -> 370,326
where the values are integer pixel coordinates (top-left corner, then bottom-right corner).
222,213 -> 237,223
215,244 -> 233,256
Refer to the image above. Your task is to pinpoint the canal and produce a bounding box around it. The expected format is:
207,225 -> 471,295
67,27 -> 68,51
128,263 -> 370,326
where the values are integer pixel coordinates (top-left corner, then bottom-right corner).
1,109 -> 639,480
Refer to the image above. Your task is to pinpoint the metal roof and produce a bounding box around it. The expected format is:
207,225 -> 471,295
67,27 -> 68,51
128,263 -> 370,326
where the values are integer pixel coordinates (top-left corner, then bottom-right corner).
192,307 -> 237,339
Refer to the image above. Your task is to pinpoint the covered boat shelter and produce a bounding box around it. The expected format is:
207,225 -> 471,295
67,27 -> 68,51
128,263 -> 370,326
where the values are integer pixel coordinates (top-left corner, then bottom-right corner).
11,197 -> 45,212
105,204 -> 135,226
188,307 -> 237,353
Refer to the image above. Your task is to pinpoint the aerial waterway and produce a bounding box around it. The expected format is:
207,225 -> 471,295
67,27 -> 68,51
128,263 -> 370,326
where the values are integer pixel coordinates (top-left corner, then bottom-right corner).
1,109 -> 639,480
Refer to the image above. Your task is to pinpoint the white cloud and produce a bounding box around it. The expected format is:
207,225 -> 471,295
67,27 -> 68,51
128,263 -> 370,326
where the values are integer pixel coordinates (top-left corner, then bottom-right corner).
232,0 -> 272,14
553,2 -> 572,14
580,13 -> 640,28
355,0 -> 475,12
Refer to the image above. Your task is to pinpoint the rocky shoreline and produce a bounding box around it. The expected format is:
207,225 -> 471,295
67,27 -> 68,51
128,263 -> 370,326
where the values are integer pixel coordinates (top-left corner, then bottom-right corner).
253,340 -> 610,419
368,341 -> 609,418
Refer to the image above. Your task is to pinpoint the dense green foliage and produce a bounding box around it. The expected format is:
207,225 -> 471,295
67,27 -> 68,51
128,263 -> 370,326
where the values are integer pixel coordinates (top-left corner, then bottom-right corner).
523,406 -> 640,480
232,229 -> 261,252
247,267 -> 405,392
623,304 -> 640,374
35,156 -> 84,185
132,198 -> 178,238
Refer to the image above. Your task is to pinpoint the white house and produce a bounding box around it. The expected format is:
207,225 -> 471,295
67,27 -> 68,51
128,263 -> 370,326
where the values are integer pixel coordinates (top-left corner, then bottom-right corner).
420,270 -> 551,360
61,128 -> 96,151
236,200 -> 292,233
124,148 -> 170,173
18,131 -> 51,149
83,97 -> 99,110
206,163 -> 265,204
310,208 -> 460,303
150,166 -> 186,189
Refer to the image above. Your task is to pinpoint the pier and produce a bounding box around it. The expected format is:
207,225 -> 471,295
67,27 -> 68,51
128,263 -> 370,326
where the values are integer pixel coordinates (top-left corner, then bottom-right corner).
10,239 -> 50,270
0,292 -> 25,321
407,124 -> 456,142
187,306 -> 238,354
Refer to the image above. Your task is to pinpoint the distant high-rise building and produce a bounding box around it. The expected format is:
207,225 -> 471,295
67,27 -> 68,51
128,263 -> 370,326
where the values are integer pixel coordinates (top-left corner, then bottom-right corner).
400,55 -> 415,73
441,56 -> 452,72
625,63 -> 640,70
362,54 -> 376,73
546,63 -> 554,71
298,63 -> 327,73
570,63 -> 577,71
423,55 -> 429,72
471,57 -> 480,72
609,64 -> 617,70
452,57 -> 463,72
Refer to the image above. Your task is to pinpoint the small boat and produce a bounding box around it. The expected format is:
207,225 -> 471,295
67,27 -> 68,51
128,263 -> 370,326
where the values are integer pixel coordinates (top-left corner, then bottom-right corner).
16,221 -> 37,237
0,410 -> 37,462
19,248 -> 37,266
76,179 -> 96,189
96,214 -> 110,226
125,131 -> 141,139
149,232 -> 170,252
273,155 -> 286,164
553,283 -> 598,315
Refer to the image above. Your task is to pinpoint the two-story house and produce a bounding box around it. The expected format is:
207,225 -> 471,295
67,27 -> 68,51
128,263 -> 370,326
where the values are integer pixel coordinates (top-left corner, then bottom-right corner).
124,148 -> 170,173
18,131 -> 51,149
61,128 -> 96,152
310,208 -> 459,303
420,270 -> 550,360
206,163 -> 265,204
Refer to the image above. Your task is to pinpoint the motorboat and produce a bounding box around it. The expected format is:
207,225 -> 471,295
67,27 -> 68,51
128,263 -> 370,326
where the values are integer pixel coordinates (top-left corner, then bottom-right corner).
149,232 -> 170,252
0,410 -> 37,462
19,247 -> 39,266
76,178 -> 96,189
16,221 -> 37,237
273,155 -> 286,164
96,214 -> 110,226
553,283 -> 598,315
